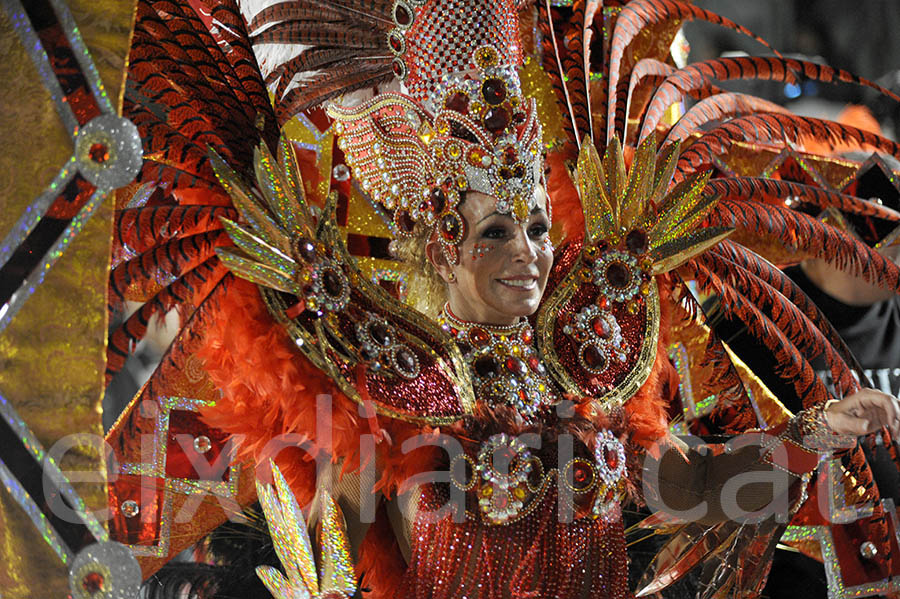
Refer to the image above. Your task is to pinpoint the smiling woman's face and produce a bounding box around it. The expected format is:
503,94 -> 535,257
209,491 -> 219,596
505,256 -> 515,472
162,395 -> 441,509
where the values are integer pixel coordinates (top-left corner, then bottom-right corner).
427,190 -> 553,325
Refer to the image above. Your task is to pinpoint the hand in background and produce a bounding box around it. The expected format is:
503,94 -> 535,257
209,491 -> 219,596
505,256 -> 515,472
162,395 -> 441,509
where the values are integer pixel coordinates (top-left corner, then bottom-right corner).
825,388 -> 900,439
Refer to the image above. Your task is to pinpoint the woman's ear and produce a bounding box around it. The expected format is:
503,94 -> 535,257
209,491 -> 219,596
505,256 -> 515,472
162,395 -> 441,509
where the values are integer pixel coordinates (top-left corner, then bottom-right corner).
425,238 -> 454,284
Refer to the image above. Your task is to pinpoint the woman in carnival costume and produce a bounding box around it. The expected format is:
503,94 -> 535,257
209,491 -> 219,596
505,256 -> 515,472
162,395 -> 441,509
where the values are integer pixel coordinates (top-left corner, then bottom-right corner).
102,0 -> 900,597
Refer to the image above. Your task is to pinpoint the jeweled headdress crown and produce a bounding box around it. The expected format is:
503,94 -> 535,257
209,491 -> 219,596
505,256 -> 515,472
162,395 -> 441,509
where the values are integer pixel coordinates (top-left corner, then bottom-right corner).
326,0 -> 542,265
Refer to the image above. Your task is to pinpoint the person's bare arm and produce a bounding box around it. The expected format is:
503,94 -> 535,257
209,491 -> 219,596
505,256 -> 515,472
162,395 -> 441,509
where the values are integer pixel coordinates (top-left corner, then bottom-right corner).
649,388 -> 900,525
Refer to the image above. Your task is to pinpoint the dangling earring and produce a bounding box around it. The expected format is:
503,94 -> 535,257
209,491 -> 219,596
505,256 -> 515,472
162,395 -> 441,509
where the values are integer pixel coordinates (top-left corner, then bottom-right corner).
448,272 -> 456,283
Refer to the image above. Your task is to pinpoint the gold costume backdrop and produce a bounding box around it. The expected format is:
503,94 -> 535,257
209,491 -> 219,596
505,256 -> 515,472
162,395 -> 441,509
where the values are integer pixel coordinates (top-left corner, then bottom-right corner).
0,1 -> 134,596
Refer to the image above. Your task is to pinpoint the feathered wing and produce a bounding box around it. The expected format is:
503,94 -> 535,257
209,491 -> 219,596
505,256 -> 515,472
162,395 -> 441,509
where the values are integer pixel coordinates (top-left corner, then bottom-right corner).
105,0 -> 285,575
241,0 -> 395,123
673,113 -> 900,183
638,56 -> 900,143
106,0 -> 432,577
106,0 -> 279,385
538,0 -> 900,428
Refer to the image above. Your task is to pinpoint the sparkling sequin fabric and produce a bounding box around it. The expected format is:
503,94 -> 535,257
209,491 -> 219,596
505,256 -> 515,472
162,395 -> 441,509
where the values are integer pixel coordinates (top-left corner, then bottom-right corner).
399,484 -> 629,599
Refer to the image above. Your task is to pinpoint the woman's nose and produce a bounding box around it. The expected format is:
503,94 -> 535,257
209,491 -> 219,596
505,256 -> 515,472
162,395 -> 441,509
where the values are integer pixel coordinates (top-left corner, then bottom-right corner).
510,228 -> 537,262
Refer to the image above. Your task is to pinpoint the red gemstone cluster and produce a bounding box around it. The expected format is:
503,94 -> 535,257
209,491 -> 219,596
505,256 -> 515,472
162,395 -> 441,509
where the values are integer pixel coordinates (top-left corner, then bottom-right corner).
431,44 -> 541,221
291,238 -> 351,317
384,0 -> 523,102
581,227 -> 653,311
561,304 -> 628,376
591,430 -> 627,522
356,314 -> 421,379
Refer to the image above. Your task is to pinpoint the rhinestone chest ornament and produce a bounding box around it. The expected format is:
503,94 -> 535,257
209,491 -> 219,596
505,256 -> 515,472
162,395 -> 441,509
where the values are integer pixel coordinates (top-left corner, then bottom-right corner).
439,308 -> 627,525
438,307 -> 556,418
455,431 -> 628,525
560,229 -> 653,377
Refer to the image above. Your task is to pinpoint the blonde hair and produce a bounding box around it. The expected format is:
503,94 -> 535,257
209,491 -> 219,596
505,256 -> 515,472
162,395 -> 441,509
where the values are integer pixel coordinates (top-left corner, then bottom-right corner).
393,222 -> 448,318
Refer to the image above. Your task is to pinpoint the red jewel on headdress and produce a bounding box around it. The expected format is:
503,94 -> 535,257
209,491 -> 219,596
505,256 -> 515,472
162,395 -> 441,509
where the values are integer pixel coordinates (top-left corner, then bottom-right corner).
441,212 -> 461,241
393,2 -> 412,26
625,228 -> 649,255
388,32 -> 404,53
527,355 -> 540,372
430,187 -> 447,213
482,78 -> 507,105
445,92 -> 469,114
484,106 -> 510,133
391,58 -> 406,78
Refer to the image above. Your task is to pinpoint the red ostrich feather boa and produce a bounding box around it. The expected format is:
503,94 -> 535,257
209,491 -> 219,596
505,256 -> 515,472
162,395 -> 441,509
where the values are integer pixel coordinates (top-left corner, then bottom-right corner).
198,272 -> 674,594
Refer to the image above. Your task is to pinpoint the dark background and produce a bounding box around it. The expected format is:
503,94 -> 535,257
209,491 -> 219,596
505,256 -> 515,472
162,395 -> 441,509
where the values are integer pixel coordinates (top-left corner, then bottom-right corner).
687,0 -> 900,137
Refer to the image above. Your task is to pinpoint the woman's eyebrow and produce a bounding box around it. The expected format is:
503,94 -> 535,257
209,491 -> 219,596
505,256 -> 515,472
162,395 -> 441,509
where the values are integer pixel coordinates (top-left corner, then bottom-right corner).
477,211 -> 504,224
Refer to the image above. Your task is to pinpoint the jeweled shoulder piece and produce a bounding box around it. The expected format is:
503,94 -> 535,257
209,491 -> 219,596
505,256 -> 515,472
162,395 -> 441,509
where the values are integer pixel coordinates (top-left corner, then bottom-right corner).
213,136 -> 475,424
538,137 -> 733,409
